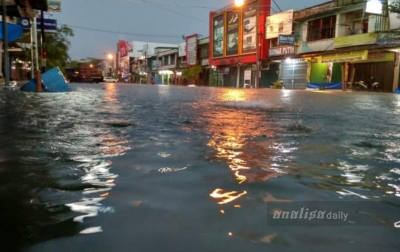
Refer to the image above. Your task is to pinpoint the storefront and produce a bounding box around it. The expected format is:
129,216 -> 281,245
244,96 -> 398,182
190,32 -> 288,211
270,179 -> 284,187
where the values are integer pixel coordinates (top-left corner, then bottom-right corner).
209,0 -> 271,88
312,50 -> 396,92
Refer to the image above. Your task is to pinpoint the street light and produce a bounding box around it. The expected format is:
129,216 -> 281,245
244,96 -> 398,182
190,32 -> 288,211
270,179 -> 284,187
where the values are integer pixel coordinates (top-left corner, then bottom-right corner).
235,0 -> 260,88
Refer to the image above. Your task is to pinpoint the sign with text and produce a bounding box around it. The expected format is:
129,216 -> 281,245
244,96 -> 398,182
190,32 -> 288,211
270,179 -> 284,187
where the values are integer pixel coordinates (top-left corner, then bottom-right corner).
186,34 -> 198,66
320,50 -> 368,63
266,9 -> 293,39
36,18 -> 57,33
47,0 -> 61,12
242,2 -> 257,54
269,46 -> 295,56
226,11 -> 239,56
213,15 -> 224,58
278,34 -> 295,45
118,40 -> 132,58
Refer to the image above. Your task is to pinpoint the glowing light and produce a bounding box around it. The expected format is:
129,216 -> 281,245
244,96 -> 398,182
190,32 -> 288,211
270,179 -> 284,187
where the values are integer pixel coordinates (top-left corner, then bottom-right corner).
222,90 -> 246,101
107,53 -> 113,60
234,0 -> 244,7
235,171 -> 247,184
220,210 -> 225,214
228,232 -> 233,236
234,205 -> 241,208
100,192 -> 109,197
210,188 -> 247,204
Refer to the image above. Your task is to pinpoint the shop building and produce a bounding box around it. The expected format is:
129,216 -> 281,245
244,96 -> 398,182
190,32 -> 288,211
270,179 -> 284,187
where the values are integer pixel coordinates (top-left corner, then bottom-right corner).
276,0 -> 400,92
209,0 -> 271,88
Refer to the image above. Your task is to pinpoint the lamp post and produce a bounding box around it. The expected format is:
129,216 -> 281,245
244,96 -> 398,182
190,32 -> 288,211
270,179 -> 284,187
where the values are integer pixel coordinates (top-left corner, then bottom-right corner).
107,53 -> 114,77
235,0 -> 260,88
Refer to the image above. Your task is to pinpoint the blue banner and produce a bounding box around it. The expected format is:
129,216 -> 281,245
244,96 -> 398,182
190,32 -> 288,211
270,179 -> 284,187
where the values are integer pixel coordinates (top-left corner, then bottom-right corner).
36,18 -> 57,32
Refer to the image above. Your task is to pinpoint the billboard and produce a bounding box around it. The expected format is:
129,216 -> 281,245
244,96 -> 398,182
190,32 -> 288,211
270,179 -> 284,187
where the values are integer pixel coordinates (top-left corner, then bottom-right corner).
226,11 -> 239,56
265,9 -> 293,39
119,40 -> 132,58
186,34 -> 198,66
213,15 -> 224,58
242,2 -> 257,54
47,0 -> 61,12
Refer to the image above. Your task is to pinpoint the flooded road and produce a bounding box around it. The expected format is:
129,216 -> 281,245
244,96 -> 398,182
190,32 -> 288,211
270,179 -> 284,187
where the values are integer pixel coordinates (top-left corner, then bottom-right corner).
0,84 -> 399,252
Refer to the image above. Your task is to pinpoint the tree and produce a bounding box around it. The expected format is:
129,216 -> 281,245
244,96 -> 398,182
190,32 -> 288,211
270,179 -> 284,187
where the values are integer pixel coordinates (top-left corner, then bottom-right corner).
389,0 -> 400,13
182,65 -> 202,84
43,25 -> 74,74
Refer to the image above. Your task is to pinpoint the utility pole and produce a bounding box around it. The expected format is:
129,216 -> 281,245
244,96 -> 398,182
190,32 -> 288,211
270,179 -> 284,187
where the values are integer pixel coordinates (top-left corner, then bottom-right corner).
255,0 -> 260,88
2,0 -> 10,86
40,10 -> 46,72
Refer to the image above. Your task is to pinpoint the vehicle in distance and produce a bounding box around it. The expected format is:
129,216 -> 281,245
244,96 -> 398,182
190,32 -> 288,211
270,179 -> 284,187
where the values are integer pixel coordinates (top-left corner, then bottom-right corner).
103,77 -> 118,83
90,73 -> 104,83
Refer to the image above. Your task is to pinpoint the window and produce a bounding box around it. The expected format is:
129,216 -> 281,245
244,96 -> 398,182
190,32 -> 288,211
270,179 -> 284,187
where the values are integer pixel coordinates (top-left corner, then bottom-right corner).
307,16 -> 336,42
270,38 -> 278,48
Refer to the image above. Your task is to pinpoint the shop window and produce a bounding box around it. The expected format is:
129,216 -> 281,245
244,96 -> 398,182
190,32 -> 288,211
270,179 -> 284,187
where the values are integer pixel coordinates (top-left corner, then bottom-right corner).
171,55 -> 176,65
307,15 -> 336,42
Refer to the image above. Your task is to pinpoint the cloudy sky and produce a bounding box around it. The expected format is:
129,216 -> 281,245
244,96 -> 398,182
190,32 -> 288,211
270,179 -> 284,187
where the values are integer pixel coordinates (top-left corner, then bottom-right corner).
51,0 -> 326,60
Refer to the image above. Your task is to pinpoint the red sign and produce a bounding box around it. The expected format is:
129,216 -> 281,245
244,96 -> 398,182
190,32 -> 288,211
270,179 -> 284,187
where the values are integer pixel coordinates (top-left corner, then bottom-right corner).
119,40 -> 131,58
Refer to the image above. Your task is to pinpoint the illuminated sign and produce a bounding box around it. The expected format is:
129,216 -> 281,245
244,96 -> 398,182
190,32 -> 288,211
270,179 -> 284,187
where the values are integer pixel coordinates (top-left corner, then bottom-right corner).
226,11 -> 239,56
242,2 -> 257,54
213,15 -> 224,58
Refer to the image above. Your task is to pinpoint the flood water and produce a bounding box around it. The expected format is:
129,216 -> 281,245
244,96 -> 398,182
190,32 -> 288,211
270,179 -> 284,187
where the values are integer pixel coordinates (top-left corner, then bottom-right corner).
0,83 -> 399,252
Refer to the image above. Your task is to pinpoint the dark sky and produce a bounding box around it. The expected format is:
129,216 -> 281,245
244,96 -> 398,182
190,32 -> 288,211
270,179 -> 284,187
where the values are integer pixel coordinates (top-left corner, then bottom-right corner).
51,0 -> 326,60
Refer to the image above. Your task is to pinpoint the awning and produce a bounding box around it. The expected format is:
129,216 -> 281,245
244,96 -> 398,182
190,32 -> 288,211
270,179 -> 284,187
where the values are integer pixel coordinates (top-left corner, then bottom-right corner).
0,21 -> 24,43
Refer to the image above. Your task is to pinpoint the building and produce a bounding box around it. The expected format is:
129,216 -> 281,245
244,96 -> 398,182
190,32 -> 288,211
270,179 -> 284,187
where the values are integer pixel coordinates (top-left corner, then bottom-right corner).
265,0 -> 400,92
209,0 -> 271,88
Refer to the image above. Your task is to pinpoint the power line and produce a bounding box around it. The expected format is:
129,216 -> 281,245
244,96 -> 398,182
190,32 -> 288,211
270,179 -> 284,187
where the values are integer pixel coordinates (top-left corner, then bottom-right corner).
61,24 -> 183,38
272,0 -> 282,12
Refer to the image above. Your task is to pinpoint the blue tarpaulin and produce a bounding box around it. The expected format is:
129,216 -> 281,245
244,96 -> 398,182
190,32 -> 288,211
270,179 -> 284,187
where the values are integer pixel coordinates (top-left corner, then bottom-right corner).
0,22 -> 24,43
394,88 -> 400,94
307,82 -> 342,90
21,67 -> 70,92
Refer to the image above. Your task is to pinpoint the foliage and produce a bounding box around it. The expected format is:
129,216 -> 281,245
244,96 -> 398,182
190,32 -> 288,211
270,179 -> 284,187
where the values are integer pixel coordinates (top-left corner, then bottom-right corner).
182,65 -> 202,80
389,0 -> 400,13
43,25 -> 74,74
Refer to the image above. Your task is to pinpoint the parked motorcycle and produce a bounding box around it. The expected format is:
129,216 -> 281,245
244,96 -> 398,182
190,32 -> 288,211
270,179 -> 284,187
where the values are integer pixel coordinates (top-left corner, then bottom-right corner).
353,76 -> 380,91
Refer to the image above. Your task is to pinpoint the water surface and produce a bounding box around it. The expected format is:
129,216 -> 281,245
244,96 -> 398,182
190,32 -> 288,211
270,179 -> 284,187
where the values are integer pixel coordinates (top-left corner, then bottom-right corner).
0,84 -> 399,252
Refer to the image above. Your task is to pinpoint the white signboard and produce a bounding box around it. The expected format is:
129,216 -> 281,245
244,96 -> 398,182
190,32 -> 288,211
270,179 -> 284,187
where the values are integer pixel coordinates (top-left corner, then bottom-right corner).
265,9 -> 293,39
186,34 -> 197,66
244,70 -> 252,82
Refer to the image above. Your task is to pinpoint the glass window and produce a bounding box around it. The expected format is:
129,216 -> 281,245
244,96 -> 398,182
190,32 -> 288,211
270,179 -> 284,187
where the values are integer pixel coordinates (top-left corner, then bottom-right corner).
307,15 -> 336,41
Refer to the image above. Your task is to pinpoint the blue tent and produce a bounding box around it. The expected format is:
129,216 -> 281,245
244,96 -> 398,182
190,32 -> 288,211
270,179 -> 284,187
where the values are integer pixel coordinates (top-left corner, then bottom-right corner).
0,22 -> 24,43
21,67 -> 71,92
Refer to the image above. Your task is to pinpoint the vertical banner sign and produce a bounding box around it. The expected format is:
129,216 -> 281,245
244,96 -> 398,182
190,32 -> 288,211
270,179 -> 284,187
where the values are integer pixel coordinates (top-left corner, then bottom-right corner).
119,40 -> 129,58
242,3 -> 257,54
213,15 -> 224,58
186,34 -> 198,66
226,11 -> 239,56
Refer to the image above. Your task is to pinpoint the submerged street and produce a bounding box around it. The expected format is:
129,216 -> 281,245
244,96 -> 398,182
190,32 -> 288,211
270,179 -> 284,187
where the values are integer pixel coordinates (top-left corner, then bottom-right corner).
0,84 -> 399,252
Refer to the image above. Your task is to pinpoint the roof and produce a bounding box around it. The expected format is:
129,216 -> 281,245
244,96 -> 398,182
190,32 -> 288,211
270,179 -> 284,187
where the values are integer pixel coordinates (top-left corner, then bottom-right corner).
0,0 -> 48,18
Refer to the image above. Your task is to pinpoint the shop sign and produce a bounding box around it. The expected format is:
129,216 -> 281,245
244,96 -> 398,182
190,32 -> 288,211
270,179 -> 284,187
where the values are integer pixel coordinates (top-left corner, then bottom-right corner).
278,35 -> 295,45
47,0 -> 61,12
320,50 -> 368,63
269,46 -> 295,56
186,34 -> 198,66
201,59 -> 209,66
266,9 -> 294,39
